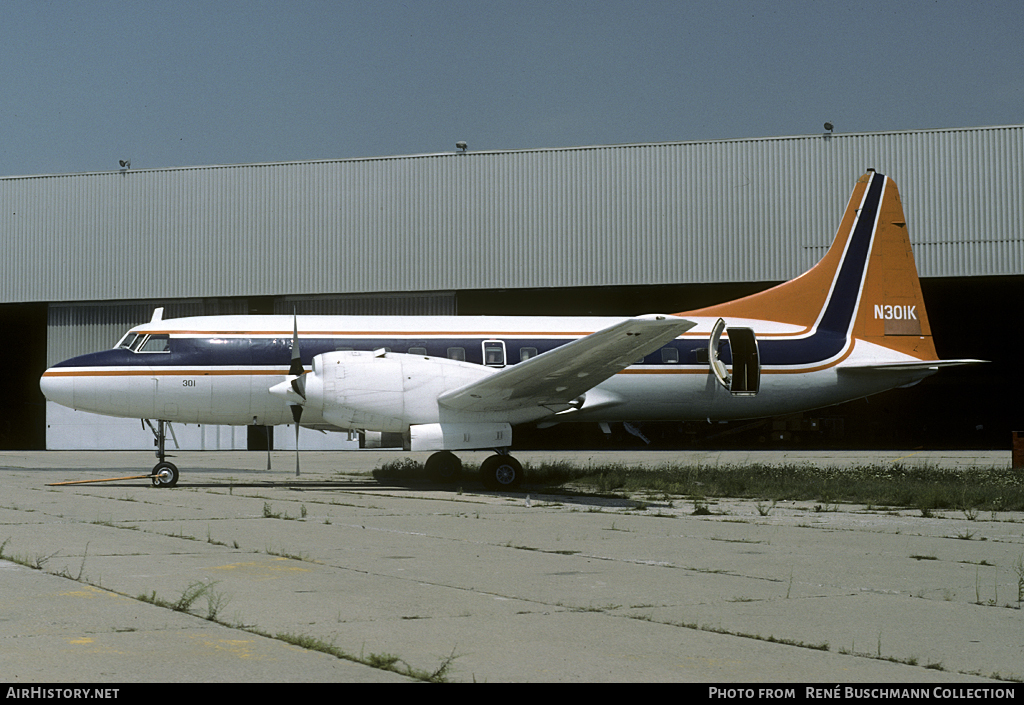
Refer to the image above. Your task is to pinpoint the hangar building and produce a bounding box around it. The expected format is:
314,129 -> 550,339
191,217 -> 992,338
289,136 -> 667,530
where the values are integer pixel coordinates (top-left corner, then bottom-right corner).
3,125 -> 1021,452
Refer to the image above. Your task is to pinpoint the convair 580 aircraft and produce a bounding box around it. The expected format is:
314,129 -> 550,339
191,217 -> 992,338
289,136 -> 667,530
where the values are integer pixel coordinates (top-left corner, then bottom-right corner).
41,171 -> 980,489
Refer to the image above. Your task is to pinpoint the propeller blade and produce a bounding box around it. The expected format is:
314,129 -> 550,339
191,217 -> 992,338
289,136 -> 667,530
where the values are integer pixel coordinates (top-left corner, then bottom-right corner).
265,426 -> 272,471
290,311 -> 302,477
289,312 -> 304,378
290,373 -> 306,401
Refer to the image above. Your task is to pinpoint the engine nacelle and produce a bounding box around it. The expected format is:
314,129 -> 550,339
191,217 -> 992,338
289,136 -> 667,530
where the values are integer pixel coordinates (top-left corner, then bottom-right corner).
407,422 -> 512,452
302,350 -> 495,434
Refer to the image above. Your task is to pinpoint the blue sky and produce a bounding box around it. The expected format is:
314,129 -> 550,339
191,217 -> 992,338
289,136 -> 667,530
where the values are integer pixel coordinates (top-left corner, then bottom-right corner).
2,0 -> 1021,177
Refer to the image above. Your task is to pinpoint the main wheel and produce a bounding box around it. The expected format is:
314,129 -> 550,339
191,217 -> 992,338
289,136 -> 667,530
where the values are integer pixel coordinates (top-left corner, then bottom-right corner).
151,461 -> 179,488
480,454 -> 523,491
425,451 -> 462,483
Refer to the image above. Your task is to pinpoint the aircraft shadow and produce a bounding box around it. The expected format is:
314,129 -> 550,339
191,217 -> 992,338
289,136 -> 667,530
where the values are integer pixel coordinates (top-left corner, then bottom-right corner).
44,470 -> 642,508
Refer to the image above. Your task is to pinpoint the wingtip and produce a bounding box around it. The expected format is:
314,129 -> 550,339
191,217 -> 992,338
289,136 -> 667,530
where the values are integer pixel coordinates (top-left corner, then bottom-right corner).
636,313 -> 698,332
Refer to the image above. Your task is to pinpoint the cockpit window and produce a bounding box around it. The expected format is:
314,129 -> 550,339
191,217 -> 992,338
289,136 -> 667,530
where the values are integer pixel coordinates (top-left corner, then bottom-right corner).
136,334 -> 170,353
115,332 -> 139,350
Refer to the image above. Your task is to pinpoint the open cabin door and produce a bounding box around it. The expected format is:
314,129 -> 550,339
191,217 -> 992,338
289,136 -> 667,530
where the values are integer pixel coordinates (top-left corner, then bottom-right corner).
708,318 -> 760,396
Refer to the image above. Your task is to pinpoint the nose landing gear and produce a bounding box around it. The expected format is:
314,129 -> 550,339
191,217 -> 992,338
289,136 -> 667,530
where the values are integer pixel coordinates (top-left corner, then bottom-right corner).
146,419 -> 179,488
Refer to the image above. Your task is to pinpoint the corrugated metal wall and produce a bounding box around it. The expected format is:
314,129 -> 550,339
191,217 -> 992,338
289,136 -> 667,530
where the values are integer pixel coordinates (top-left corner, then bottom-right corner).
5,125 -> 1022,306
276,292 -> 456,316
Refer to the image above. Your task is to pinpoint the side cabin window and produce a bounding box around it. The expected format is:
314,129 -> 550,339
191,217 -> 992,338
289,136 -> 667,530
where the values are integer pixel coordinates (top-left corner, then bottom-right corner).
483,340 -> 506,367
136,334 -> 170,353
447,347 -> 466,361
660,347 -> 679,364
519,347 -> 538,362
408,346 -> 428,356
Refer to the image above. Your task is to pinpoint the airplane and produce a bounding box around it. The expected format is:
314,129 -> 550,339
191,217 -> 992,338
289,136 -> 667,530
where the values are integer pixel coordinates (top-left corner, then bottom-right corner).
40,170 -> 982,490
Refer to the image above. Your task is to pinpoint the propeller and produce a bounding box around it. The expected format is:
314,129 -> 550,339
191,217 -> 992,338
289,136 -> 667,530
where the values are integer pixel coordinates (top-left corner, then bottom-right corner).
288,314 -> 305,476
268,312 -> 307,476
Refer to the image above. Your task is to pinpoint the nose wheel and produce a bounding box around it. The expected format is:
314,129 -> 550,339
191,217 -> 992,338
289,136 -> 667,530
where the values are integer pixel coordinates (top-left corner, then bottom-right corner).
150,461 -> 179,488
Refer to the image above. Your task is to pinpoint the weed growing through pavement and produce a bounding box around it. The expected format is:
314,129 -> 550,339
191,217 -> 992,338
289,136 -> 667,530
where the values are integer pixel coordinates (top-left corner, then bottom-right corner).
272,631 -> 459,682
0,538 -> 90,582
138,579 -> 231,620
131,583 -> 457,681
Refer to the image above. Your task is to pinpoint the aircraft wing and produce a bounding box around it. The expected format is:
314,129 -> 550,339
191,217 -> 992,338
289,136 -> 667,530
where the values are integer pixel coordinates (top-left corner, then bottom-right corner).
438,315 -> 696,414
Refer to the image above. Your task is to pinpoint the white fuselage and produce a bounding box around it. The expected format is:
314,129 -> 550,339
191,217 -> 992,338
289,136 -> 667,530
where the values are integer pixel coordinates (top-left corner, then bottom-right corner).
40,313 -> 932,435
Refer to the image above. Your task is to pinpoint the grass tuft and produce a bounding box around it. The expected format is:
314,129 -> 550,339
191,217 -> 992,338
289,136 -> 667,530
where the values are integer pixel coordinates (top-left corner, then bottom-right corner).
491,461 -> 1024,512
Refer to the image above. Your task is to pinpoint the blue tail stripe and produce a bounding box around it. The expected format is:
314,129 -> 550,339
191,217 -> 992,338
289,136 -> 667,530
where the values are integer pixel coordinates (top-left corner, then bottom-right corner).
817,173 -> 884,335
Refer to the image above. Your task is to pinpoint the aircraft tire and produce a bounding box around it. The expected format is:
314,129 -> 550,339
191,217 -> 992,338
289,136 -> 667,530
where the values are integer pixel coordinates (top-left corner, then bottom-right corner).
151,461 -> 179,488
480,454 -> 523,491
425,451 -> 462,483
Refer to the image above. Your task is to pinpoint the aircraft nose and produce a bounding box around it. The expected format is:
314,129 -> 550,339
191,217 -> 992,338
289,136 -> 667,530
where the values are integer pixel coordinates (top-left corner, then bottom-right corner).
40,369 -> 75,408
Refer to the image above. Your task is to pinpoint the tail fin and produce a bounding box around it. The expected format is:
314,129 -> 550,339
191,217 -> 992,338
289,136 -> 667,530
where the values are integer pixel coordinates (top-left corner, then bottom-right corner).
683,171 -> 938,360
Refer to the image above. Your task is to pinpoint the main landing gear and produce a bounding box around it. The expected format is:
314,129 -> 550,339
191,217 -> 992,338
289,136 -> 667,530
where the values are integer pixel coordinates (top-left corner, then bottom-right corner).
425,450 -> 524,491
146,419 -> 179,488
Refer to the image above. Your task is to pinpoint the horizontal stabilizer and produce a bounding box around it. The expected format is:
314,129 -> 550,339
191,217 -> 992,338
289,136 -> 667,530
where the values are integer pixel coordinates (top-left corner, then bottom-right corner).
838,359 -> 987,374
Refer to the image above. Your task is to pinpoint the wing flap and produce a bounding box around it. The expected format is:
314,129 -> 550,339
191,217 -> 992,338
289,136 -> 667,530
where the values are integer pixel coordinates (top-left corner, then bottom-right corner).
438,315 -> 696,414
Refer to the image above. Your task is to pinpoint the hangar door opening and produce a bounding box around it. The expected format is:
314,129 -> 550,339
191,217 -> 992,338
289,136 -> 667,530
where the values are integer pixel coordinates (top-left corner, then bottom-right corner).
0,303 -> 47,449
